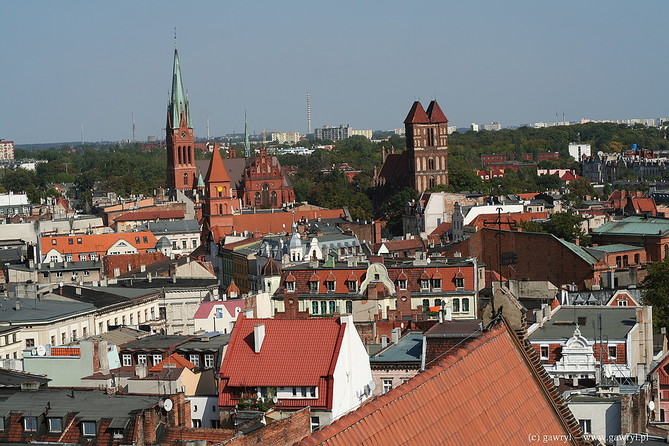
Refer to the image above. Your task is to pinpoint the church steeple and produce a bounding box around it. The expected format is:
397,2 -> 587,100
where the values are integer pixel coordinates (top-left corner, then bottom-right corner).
243,112 -> 251,158
165,39 -> 196,193
167,47 -> 192,130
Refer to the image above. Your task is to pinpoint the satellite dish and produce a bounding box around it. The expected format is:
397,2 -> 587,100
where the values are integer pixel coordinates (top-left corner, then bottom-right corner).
649,400 -> 656,411
163,398 -> 173,412
36,345 -> 46,356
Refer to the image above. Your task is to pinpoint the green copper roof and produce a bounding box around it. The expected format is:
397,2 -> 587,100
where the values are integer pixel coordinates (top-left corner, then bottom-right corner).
592,216 -> 669,236
244,112 -> 251,158
197,173 -> 205,188
168,48 -> 192,129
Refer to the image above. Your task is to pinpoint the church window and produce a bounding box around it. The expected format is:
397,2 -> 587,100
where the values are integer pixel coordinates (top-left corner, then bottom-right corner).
429,177 -> 435,189
271,191 -> 277,207
428,158 -> 435,170
183,173 -> 189,186
188,146 -> 192,164
177,146 -> 182,164
217,204 -> 223,214
255,192 -> 261,205
262,184 -> 270,206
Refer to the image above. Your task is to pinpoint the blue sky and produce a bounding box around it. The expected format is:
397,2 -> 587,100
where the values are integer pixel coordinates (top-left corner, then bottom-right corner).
2,1 -> 668,144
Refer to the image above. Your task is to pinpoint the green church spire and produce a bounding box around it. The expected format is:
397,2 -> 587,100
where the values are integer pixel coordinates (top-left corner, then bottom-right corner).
243,111 -> 251,158
168,44 -> 192,130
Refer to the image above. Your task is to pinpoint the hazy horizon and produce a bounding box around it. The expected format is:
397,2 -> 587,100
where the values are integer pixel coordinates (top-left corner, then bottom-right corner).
2,1 -> 668,145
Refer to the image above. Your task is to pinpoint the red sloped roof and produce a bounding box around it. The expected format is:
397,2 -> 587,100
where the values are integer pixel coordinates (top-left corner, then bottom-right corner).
219,315 -> 346,387
205,148 -> 231,183
403,101 -> 430,124
425,100 -> 448,123
114,209 -> 184,222
631,197 -> 657,214
193,299 -> 245,319
296,324 -> 583,446
103,252 -> 169,278
149,353 -> 196,372
41,231 -> 158,256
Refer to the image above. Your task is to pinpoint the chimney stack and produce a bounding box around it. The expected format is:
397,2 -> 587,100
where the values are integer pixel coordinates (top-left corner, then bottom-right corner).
253,323 -> 266,353
391,327 -> 400,344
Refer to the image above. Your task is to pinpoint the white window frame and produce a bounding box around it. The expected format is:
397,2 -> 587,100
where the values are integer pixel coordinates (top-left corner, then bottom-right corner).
24,416 -> 38,432
48,417 -> 63,433
286,281 -> 295,292
204,354 -> 214,368
382,379 -> 393,394
152,354 -> 162,366
540,344 -> 550,360
189,354 -> 200,367
137,354 -> 147,365
82,421 -> 97,436
122,354 -> 132,367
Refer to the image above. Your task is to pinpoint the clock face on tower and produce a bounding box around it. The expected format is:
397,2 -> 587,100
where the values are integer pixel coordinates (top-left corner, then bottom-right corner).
181,131 -> 187,137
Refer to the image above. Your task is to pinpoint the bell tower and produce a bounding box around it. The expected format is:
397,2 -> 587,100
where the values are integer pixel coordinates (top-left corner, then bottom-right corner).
404,100 -> 449,192
166,43 -> 197,194
203,147 -> 237,233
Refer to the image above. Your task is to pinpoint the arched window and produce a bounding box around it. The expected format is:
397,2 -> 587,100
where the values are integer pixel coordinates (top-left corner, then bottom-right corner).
217,204 -> 223,214
254,192 -> 261,205
665,245 -> 669,260
187,146 -> 192,164
462,298 -> 470,312
262,183 -> 270,206
428,158 -> 435,170
183,173 -> 189,186
177,146 -> 182,165
271,191 -> 277,207
428,177 -> 435,189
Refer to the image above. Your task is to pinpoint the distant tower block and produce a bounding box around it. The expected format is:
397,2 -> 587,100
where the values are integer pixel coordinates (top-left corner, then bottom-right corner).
307,91 -> 312,135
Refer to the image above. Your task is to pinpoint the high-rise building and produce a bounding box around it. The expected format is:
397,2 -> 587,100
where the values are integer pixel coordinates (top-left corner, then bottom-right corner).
0,140 -> 14,160
165,45 -> 197,193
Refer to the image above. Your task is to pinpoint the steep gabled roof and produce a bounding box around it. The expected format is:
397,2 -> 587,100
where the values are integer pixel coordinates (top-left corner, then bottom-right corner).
403,101 -> 430,124
425,100 -> 448,123
296,324 -> 584,446
149,353 -> 196,372
219,315 -> 346,387
205,148 -> 230,183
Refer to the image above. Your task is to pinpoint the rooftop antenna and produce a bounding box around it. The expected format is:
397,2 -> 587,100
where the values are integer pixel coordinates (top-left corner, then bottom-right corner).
206,115 -> 210,141
132,111 -> 136,143
80,123 -> 84,146
174,27 -> 177,49
306,91 -> 312,134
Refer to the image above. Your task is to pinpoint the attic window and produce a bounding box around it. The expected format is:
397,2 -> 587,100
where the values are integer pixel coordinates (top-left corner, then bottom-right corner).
309,281 -> 319,293
325,280 -> 335,292
77,238 -> 82,244
82,421 -> 97,436
48,417 -> 63,433
286,281 -> 295,292
397,279 -> 407,290
24,416 -> 37,432
68,238 -> 74,245
52,239 -> 57,245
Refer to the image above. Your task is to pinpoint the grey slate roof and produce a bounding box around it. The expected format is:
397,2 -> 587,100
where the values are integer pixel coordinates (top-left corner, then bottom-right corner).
0,298 -> 95,324
121,334 -> 192,350
528,306 -> 637,342
370,332 -> 422,365
137,219 -> 200,234
0,388 -> 158,420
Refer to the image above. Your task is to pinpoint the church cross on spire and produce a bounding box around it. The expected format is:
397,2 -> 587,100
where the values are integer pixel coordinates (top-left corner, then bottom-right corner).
244,111 -> 251,158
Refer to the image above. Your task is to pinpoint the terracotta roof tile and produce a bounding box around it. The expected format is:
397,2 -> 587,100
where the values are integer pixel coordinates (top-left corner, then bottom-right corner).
193,299 -> 245,319
403,101 -> 430,124
41,231 -> 158,256
205,148 -> 231,183
425,100 -> 448,123
296,324 -> 583,446
149,353 -> 196,372
114,209 -> 184,222
219,316 -> 346,409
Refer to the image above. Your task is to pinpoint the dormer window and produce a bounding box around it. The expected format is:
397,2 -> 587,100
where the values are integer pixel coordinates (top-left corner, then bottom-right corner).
309,281 -> 319,293
347,280 -> 358,292
82,421 -> 97,437
432,279 -> 442,290
325,280 -> 335,292
398,279 -> 407,290
48,417 -> 63,433
420,279 -> 429,290
455,278 -> 464,289
286,281 -> 295,292
24,416 -> 38,432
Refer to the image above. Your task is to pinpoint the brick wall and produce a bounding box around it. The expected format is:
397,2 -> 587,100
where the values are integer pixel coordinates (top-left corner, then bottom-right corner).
222,408 -> 311,446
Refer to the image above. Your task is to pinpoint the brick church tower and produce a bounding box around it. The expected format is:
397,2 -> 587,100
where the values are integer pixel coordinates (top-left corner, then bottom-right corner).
166,45 -> 197,194
203,147 -> 238,233
404,100 -> 449,192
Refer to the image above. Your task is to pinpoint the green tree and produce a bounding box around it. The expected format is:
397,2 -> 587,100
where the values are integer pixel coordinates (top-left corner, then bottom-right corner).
641,259 -> 669,329
548,212 -> 587,244
379,188 -> 418,235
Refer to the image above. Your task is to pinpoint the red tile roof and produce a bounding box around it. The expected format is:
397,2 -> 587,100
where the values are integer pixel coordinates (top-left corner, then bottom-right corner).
225,208 -> 347,236
219,315 -> 346,408
628,197 -> 657,214
206,148 -> 231,183
403,101 -> 430,124
114,209 -> 184,222
296,324 -> 583,446
426,100 -> 448,123
149,353 -> 196,372
103,252 -> 169,277
41,231 -> 158,256
467,211 -> 548,230
193,299 -> 245,319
